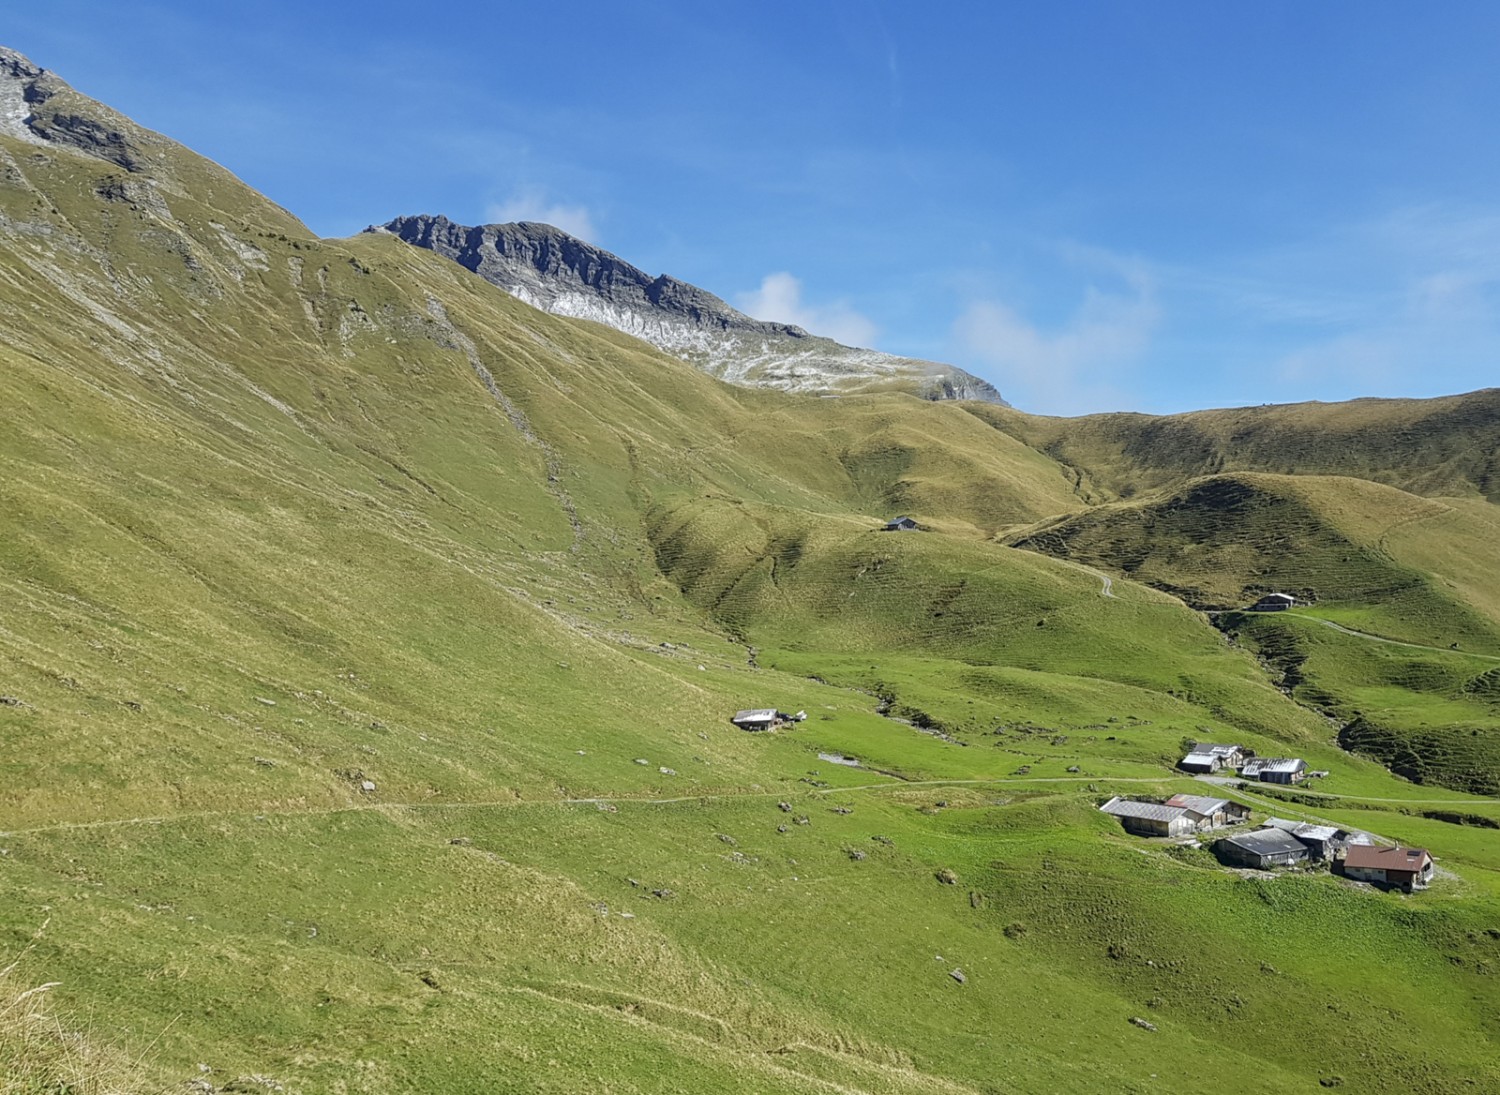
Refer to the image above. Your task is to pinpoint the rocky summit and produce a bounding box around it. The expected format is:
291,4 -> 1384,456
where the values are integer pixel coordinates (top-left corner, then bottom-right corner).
374,213 -> 1006,403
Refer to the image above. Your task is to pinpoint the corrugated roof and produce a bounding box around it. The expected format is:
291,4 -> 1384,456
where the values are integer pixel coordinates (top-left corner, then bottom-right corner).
732,709 -> 779,722
1243,757 -> 1305,775
1165,794 -> 1230,815
1221,829 -> 1307,857
1344,844 -> 1430,871
1261,818 -> 1340,841
1100,799 -> 1190,823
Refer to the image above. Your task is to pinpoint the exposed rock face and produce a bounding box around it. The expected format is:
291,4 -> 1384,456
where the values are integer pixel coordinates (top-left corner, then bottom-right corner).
374,214 -> 1006,404
0,47 -> 142,169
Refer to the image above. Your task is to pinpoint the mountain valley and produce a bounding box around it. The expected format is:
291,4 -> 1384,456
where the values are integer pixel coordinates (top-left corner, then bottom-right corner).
1,45 -> 1498,1095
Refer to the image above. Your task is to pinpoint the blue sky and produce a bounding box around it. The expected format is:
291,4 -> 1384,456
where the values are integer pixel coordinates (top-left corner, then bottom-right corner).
11,2 -> 1500,414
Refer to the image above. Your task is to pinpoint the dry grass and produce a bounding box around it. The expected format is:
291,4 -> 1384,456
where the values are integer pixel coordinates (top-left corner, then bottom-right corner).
0,927 -> 159,1095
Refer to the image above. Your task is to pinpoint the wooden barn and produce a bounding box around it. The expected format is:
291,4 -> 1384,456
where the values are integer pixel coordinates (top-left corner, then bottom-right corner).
1342,844 -> 1434,891
1165,793 -> 1251,829
731,708 -> 788,732
1250,593 -> 1297,611
1099,797 -> 1196,838
883,516 -> 920,532
1241,757 -> 1307,784
1260,817 -> 1347,860
1178,743 -> 1247,773
1214,828 -> 1311,870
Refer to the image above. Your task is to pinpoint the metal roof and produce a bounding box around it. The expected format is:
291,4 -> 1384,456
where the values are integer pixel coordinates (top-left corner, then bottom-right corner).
1100,798 -> 1190,823
1180,754 -> 1219,769
1165,794 -> 1231,815
732,709 -> 779,722
1243,757 -> 1305,775
1344,844 -> 1430,871
1261,818 -> 1341,842
1221,829 -> 1308,857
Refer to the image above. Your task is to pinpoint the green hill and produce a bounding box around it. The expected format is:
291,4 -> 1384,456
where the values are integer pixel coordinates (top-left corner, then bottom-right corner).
2,47 -> 1499,1095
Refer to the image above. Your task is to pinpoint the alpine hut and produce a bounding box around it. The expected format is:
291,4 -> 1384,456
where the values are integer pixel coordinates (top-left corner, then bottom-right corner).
1214,828 -> 1311,870
1341,845 -> 1434,891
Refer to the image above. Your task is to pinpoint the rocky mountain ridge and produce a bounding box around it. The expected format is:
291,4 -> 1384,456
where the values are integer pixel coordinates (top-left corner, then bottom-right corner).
374,213 -> 1006,404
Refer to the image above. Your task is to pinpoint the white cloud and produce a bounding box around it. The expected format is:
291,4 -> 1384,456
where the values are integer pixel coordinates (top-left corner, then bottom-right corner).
735,272 -> 879,348
485,188 -> 597,241
953,253 -> 1160,416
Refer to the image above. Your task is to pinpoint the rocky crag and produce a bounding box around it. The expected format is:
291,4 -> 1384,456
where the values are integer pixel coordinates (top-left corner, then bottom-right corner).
374,214 -> 1006,403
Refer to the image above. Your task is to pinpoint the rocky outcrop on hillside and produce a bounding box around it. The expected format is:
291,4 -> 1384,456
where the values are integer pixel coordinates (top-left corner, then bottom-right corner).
373,214 -> 1006,404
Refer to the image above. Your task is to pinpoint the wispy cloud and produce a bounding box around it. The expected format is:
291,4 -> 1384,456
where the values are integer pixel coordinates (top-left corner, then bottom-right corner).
485,188 -> 598,241
953,247 -> 1160,415
735,272 -> 880,348
1185,202 -> 1500,397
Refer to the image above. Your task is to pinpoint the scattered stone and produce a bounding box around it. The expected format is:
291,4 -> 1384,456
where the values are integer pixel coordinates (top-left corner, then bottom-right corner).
777,824 -> 789,833
576,749 -> 587,755
595,801 -> 618,813
950,968 -> 967,984
1003,922 -> 1027,939
627,878 -> 641,887
448,837 -> 472,846
777,801 -> 793,812
418,970 -> 440,989
658,766 -> 677,775
254,697 -> 276,707
619,911 -> 635,919
969,891 -> 985,909
716,833 -> 738,846
252,756 -> 276,768
793,815 -> 810,826
846,848 -> 867,861
222,1074 -> 286,1092
0,696 -> 22,706
832,805 -> 853,815
593,902 -> 609,916
359,780 -> 377,794
650,888 -> 675,899
697,664 -> 706,671
871,834 -> 893,846
1261,961 -> 1279,974
936,868 -> 959,885
633,758 -> 650,766
1129,1017 -> 1157,1032
123,700 -> 143,711
1318,1076 -> 1344,1088
1066,765 -> 1080,773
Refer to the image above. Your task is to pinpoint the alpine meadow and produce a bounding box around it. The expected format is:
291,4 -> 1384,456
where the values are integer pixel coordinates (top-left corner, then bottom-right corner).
2,42 -> 1500,1095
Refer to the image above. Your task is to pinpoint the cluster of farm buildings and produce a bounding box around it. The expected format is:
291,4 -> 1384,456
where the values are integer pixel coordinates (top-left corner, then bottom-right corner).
1099,740 -> 1436,892
1178,742 -> 1314,783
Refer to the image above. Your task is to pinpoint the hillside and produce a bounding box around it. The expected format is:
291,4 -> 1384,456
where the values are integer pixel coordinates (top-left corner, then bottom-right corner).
969,391 -> 1500,503
2,45 -> 1499,1095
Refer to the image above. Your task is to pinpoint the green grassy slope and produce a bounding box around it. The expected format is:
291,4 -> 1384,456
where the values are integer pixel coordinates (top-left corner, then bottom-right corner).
968,391 -> 1500,503
2,61 -> 1500,1094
